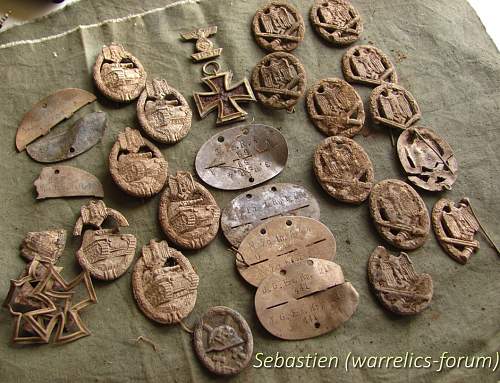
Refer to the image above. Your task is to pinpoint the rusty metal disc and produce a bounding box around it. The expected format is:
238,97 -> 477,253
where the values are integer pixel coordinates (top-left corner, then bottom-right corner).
313,136 -> 374,203
26,112 -> 106,163
236,216 -> 336,287
193,306 -> 253,376
221,183 -> 320,247
397,126 -> 458,191
368,246 -> 433,315
132,239 -> 199,324
195,123 -> 288,190
255,258 -> 359,340
369,179 -> 430,250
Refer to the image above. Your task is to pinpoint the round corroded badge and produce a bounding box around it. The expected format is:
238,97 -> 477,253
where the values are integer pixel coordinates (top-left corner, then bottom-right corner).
221,183 -> 320,247
342,45 -> 398,86
313,136 -> 374,204
252,1 -> 305,52
195,123 -> 288,190
93,42 -> 147,102
237,216 -> 336,287
193,306 -> 253,376
397,126 -> 458,191
132,239 -> 199,324
369,179 -> 430,250
251,52 -> 306,111
370,83 -> 421,130
310,0 -> 363,46
306,78 -> 365,137
137,78 -> 192,144
255,258 -> 359,340
109,127 -> 168,198
159,171 -> 220,250
368,246 -> 433,315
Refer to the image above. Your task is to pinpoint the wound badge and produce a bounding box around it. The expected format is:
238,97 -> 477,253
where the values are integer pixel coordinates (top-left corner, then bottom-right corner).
109,127 -> 168,198
252,1 -> 305,52
93,42 -> 147,102
310,0 -> 363,46
180,26 -> 223,62
137,79 -> 192,144
251,52 -> 306,112
159,171 -> 220,250
132,239 -> 199,324
342,45 -> 398,86
306,78 -> 365,137
20,230 -> 66,264
368,246 -> 433,315
74,200 -> 137,281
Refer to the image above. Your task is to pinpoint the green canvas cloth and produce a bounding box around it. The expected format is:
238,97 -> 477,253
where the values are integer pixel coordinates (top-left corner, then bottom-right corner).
0,1 -> 498,382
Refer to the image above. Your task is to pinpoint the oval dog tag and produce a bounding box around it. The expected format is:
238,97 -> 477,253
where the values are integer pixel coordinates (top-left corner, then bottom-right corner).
236,216 -> 336,287
195,123 -> 288,190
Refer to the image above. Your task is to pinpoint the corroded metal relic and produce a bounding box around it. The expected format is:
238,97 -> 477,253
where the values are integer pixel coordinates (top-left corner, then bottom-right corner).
369,179 -> 430,250
368,246 -> 433,315
195,123 -> 288,190
16,88 -> 96,151
132,239 -> 199,324
137,79 -> 192,144
237,216 -> 336,287
306,78 -> 365,137
193,306 -> 253,376
255,258 -> 359,340
74,200 -> 137,281
310,0 -> 363,46
93,42 -> 147,102
342,45 -> 398,86
251,52 -> 306,111
20,229 -> 66,263
180,26 -> 223,62
221,183 -> 320,247
370,83 -> 421,130
193,61 -> 256,126
109,127 -> 168,198
159,171 -> 220,250
34,166 -> 104,200
252,1 -> 305,52
397,127 -> 458,191
314,136 -> 374,203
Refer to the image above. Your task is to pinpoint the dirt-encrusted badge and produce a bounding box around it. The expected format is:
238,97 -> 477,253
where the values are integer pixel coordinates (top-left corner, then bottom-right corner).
342,45 -> 398,86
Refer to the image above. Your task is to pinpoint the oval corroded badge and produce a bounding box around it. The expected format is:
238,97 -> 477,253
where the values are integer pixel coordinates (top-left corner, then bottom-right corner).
195,123 -> 288,190
342,45 -> 398,86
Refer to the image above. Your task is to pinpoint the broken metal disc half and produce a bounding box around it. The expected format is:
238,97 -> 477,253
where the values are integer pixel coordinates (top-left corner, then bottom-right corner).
195,123 -> 288,190
26,112 -> 106,163
221,183 -> 320,247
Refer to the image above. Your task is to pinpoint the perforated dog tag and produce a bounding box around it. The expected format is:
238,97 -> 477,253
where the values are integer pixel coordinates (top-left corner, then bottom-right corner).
221,183 -> 320,247
255,258 -> 359,340
195,124 -> 287,190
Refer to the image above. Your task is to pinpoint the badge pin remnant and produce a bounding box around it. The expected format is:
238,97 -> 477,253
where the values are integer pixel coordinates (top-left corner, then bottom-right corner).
109,127 -> 168,198
255,258 -> 359,340
26,112 -> 107,163
195,123 -> 288,190
369,179 -> 430,250
342,45 -> 398,86
180,26 -> 223,62
137,79 -> 192,144
93,42 -> 147,102
252,1 -> 305,52
159,171 -> 220,250
307,78 -> 365,137
221,183 -> 320,247
193,306 -> 253,376
34,166 -> 104,200
193,62 -> 256,126
132,239 -> 199,324
237,216 -> 336,287
314,136 -> 374,204
251,52 -> 306,111
310,0 -> 363,46
368,246 -> 433,315
397,127 -> 458,191
16,88 -> 96,151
